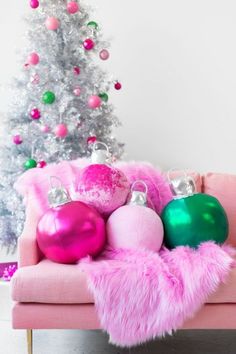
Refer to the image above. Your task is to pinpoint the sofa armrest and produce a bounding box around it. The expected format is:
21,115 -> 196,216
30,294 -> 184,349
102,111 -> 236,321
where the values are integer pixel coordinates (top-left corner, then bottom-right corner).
18,205 -> 43,267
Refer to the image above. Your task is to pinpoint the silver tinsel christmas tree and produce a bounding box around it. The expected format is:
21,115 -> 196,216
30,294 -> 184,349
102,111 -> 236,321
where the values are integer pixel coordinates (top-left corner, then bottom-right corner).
0,0 -> 124,251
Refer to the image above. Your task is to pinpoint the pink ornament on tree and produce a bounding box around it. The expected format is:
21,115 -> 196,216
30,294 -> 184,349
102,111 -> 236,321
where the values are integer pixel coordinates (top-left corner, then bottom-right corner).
30,108 -> 41,120
36,179 -> 106,263
74,142 -> 129,216
40,124 -> 50,133
83,38 -> 95,50
73,86 -> 81,96
28,52 -> 39,65
67,1 -> 79,14
30,0 -> 39,9
54,124 -> 68,138
30,73 -> 40,84
45,17 -> 60,30
12,135 -> 23,145
88,95 -> 102,109
107,181 -> 164,251
99,49 -> 110,60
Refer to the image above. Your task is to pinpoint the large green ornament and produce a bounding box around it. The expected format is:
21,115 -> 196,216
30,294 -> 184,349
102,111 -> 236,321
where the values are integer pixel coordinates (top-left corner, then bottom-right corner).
162,193 -> 229,249
98,92 -> 109,102
24,158 -> 37,170
42,91 -> 56,104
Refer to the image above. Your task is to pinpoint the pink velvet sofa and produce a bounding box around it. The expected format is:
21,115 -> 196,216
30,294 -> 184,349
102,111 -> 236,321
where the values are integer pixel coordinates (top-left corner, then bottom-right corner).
11,172 -> 236,354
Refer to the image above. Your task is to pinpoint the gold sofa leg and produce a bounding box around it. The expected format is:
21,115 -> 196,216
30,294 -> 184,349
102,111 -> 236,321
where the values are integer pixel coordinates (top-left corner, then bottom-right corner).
27,329 -> 33,354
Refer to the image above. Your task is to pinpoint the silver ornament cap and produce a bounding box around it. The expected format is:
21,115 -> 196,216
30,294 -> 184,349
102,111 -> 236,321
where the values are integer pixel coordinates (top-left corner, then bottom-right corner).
168,172 -> 196,199
48,176 -> 71,208
91,141 -> 111,164
128,180 -> 148,207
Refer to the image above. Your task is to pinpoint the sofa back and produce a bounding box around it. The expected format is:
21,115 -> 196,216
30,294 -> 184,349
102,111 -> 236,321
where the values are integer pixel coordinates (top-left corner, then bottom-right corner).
203,173 -> 236,247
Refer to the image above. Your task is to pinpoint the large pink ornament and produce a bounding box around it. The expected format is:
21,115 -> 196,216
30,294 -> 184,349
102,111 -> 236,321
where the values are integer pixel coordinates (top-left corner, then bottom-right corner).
88,95 -> 102,109
107,206 -> 163,251
83,38 -> 95,50
28,52 -> 39,65
45,17 -> 60,30
99,49 -> 110,60
37,200 -> 106,264
67,1 -> 79,14
30,108 -> 41,120
107,182 -> 164,251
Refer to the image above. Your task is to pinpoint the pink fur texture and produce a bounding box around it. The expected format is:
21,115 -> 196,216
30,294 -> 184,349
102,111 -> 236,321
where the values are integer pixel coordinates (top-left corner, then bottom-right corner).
14,159 -> 172,216
82,242 -> 235,347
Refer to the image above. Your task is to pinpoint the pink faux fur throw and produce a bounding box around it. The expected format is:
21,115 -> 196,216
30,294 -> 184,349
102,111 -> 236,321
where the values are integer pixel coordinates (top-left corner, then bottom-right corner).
14,159 -> 172,216
82,242 -> 235,347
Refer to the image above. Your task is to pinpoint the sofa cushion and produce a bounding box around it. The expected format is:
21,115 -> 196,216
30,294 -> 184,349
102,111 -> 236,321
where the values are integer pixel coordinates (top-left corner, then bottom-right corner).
12,257 -> 236,304
11,259 -> 93,304
203,173 -> 236,247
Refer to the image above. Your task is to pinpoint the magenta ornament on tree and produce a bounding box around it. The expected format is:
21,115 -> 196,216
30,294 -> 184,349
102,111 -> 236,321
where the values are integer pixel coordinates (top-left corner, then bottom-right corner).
12,135 -> 23,145
74,142 -> 129,217
54,123 -> 68,138
87,136 -> 97,145
107,181 -> 164,251
88,95 -> 102,109
30,0 -> 39,9
114,81 -> 122,90
73,66 -> 80,75
36,178 -> 106,264
37,160 -> 47,168
30,108 -> 41,120
99,49 -> 110,60
67,1 -> 79,14
83,38 -> 95,50
28,52 -> 39,65
45,17 -> 60,30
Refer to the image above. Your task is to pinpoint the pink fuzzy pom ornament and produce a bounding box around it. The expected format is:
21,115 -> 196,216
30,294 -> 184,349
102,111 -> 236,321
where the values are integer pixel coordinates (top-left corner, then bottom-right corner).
73,142 -> 129,217
107,181 -> 164,251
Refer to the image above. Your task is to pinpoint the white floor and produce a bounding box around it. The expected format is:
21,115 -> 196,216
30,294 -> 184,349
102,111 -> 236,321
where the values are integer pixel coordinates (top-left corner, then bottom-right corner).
1,321 -> 236,354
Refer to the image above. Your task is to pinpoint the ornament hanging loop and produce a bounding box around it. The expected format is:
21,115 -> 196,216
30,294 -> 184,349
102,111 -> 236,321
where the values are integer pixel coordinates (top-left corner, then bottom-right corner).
167,168 -> 196,199
128,180 -> 148,207
48,176 -> 71,208
91,141 -> 111,164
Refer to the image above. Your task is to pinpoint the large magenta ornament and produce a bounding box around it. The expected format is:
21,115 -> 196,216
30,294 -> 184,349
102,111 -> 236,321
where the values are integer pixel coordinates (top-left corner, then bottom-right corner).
74,142 -> 129,217
37,178 -> 106,264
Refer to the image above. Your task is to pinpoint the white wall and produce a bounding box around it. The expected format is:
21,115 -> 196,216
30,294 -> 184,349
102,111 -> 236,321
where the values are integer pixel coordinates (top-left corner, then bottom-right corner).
1,0 -> 236,174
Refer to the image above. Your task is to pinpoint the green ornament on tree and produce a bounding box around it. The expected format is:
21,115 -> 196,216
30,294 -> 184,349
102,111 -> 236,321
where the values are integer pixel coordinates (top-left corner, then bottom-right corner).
161,175 -> 229,249
87,21 -> 98,30
98,92 -> 109,102
24,158 -> 37,170
42,91 -> 56,104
